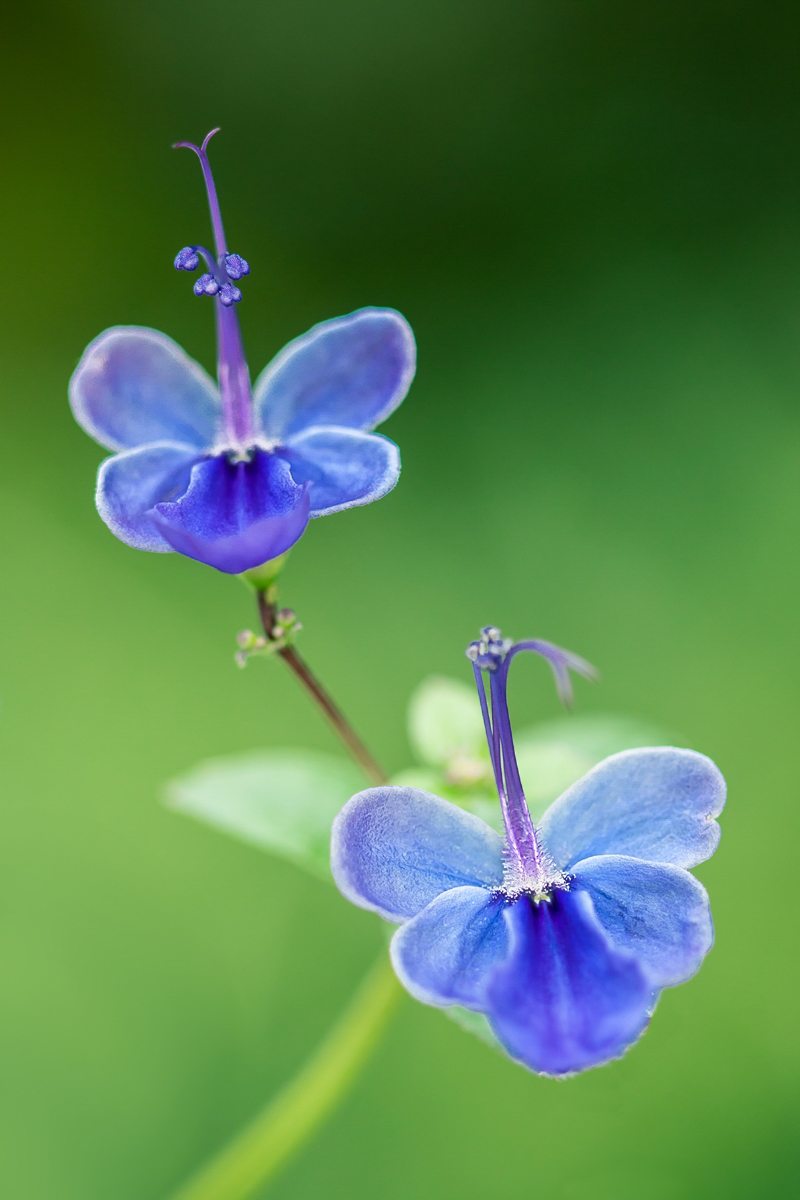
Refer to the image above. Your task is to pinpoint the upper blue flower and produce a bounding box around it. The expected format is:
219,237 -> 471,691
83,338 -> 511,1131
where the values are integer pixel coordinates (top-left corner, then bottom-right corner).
331,628 -> 725,1076
69,130 -> 416,574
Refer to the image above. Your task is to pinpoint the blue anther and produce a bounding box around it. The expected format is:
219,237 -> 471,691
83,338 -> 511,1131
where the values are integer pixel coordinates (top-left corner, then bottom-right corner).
174,246 -> 200,271
224,254 -> 250,280
219,281 -> 243,306
193,273 -> 220,296
466,627 -> 512,671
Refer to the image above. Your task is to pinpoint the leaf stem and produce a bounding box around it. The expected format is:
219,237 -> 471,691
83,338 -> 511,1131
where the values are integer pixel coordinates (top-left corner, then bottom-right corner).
167,589 -> 397,1198
167,955 -> 401,1200
256,590 -> 387,786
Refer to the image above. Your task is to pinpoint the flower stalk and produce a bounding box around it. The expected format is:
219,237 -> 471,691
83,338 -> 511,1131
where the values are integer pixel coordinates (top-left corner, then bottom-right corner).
167,956 -> 401,1200
169,609 -> 393,1199
256,589 -> 387,786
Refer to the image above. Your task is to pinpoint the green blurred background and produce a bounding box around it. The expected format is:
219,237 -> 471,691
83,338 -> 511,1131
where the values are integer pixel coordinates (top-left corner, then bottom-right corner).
1,2 -> 798,1196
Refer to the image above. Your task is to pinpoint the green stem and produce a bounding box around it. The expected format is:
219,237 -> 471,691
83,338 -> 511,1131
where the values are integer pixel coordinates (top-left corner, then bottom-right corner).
167,955 -> 401,1200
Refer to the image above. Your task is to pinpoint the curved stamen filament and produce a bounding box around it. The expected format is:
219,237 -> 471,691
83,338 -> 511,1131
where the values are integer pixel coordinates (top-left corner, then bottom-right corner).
174,129 -> 254,449
469,630 -> 596,894
174,128 -> 228,257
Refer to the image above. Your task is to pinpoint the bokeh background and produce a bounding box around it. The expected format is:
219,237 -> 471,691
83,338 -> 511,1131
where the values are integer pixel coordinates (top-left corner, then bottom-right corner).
1,2 -> 798,1196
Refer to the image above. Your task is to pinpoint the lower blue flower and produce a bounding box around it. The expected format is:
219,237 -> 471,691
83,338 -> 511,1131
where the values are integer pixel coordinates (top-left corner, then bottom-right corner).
331,629 -> 725,1076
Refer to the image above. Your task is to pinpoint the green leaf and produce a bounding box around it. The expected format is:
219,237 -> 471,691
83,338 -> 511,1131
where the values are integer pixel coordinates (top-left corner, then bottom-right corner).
388,766 -> 445,793
390,767 -> 502,832
407,675 -> 487,768
165,750 -> 365,881
519,713 -> 680,761
442,1005 -> 503,1050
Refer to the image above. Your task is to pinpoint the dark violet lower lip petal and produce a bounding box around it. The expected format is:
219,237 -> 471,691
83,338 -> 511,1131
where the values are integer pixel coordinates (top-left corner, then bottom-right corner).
280,427 -> 400,516
538,747 -> 727,871
254,308 -> 416,440
70,326 -> 221,452
153,497 -> 310,573
330,786 -> 504,922
390,886 -> 509,1008
150,448 -> 311,573
485,888 -> 653,1076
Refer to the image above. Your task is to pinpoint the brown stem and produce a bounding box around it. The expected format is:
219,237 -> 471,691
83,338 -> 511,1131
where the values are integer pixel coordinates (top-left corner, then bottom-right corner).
256,591 -> 387,786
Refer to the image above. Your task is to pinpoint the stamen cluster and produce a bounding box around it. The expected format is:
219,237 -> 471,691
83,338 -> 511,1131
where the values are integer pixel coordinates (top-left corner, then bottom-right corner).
174,245 -> 250,306
466,626 -> 512,671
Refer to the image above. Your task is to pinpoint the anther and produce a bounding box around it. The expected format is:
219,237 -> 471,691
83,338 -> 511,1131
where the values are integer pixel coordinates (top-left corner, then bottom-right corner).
193,273 -> 219,296
465,626 -> 513,671
218,281 -> 242,306
224,253 -> 250,280
174,246 -> 200,271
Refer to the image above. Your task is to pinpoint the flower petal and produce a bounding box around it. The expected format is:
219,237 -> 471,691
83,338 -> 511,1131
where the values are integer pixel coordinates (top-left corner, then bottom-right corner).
96,442 -> 201,552
486,888 -> 653,1076
538,748 -> 726,871
70,327 -> 221,452
280,428 -> 400,516
330,786 -> 503,922
255,308 -> 416,440
390,886 -> 508,1008
571,855 -> 713,988
151,450 -> 310,574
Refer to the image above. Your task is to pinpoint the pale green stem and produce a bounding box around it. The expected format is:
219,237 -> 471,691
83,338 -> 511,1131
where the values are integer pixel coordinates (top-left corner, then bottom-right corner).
167,955 -> 401,1200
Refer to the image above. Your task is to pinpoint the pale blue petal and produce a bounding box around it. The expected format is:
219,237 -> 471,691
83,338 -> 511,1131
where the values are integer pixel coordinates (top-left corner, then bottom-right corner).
96,442 -> 201,552
152,450 -> 310,574
281,428 -> 400,516
255,308 -> 415,440
70,327 -> 221,451
330,786 -> 503,922
572,855 -> 713,988
390,887 -> 508,1008
486,888 -> 653,1076
539,748 -> 726,871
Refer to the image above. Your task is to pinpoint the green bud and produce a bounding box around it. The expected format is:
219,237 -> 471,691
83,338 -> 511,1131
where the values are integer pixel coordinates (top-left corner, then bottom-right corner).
238,552 -> 290,591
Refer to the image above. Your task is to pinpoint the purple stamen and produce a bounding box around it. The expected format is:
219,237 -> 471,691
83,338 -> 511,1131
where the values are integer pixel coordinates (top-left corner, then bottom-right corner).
174,245 -> 220,277
193,273 -> 220,297
503,639 -> 597,708
224,253 -> 250,280
174,129 -> 229,257
174,129 -> 254,449
218,281 -> 243,307
468,628 -> 596,896
174,246 -> 200,271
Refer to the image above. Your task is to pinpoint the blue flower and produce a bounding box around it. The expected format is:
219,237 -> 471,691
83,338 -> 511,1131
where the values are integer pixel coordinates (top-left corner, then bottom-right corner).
69,130 -> 415,574
332,628 -> 725,1076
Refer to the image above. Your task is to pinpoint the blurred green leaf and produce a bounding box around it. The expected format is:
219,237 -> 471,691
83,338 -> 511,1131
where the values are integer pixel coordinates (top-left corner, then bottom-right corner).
407,675 -> 487,768
165,750 -> 365,881
390,766 -> 501,831
442,1005 -> 503,1050
517,713 -> 681,761
403,676 -> 677,826
389,766 -> 444,792
515,714 -> 680,820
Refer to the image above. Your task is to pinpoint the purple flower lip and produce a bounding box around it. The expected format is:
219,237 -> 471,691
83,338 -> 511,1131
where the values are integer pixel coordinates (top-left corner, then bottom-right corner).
70,129 -> 416,573
332,629 -> 725,1076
